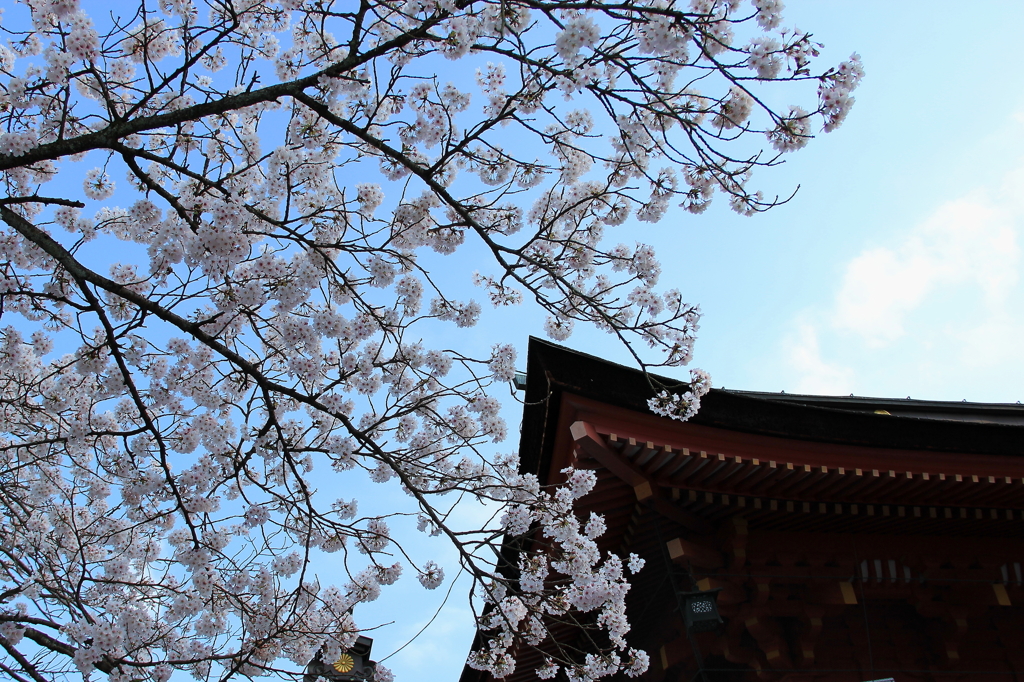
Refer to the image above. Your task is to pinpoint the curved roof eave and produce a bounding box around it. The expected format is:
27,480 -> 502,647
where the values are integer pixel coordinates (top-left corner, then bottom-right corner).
520,338 -> 1024,481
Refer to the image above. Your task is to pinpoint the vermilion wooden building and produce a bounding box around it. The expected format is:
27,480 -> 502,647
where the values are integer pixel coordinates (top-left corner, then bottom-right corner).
463,339 -> 1024,682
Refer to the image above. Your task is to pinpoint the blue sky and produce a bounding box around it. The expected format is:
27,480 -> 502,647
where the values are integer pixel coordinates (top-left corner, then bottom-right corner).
6,2 -> 1023,680
392,2 -> 1024,680
557,0 -> 1024,404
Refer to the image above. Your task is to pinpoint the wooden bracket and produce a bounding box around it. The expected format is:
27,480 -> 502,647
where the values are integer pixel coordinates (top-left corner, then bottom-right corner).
571,420 -> 710,533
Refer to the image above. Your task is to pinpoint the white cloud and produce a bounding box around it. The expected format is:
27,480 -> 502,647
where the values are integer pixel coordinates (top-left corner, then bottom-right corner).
784,321 -> 855,395
832,192 -> 1019,347
783,152 -> 1024,397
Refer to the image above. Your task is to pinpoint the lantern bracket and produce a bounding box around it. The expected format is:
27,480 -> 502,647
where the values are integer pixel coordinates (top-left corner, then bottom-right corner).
677,587 -> 724,634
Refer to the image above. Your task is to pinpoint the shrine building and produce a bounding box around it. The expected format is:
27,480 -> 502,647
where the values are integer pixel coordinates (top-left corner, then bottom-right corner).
462,338 -> 1024,682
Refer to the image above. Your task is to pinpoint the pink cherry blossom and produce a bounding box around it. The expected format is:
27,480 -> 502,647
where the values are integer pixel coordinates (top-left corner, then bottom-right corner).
0,0 -> 857,679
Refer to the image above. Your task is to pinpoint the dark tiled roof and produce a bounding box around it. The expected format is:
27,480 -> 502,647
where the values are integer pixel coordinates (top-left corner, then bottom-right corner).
522,337 -> 1024,460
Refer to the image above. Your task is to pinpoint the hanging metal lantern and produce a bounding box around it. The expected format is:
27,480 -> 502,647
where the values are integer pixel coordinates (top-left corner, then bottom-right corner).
678,588 -> 723,634
304,636 -> 376,682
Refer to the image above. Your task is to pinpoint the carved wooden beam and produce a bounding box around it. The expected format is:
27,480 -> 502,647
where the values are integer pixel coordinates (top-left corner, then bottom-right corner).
649,496 -> 712,535
696,576 -> 745,604
667,537 -> 724,569
570,420 -> 711,534
570,420 -> 646,488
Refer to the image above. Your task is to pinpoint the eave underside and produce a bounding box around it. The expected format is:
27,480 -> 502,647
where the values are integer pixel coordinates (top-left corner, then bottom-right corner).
488,390 -> 1024,682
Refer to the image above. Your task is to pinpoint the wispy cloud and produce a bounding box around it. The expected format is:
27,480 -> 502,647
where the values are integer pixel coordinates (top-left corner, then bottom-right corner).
832,193 -> 1019,346
784,152 -> 1024,397
784,321 -> 856,395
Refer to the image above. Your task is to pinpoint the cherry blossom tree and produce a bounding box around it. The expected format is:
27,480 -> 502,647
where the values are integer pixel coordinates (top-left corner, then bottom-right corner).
0,0 -> 861,680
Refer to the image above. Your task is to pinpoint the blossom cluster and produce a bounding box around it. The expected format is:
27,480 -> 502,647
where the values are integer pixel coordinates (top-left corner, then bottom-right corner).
469,468 -> 650,680
647,369 -> 714,422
